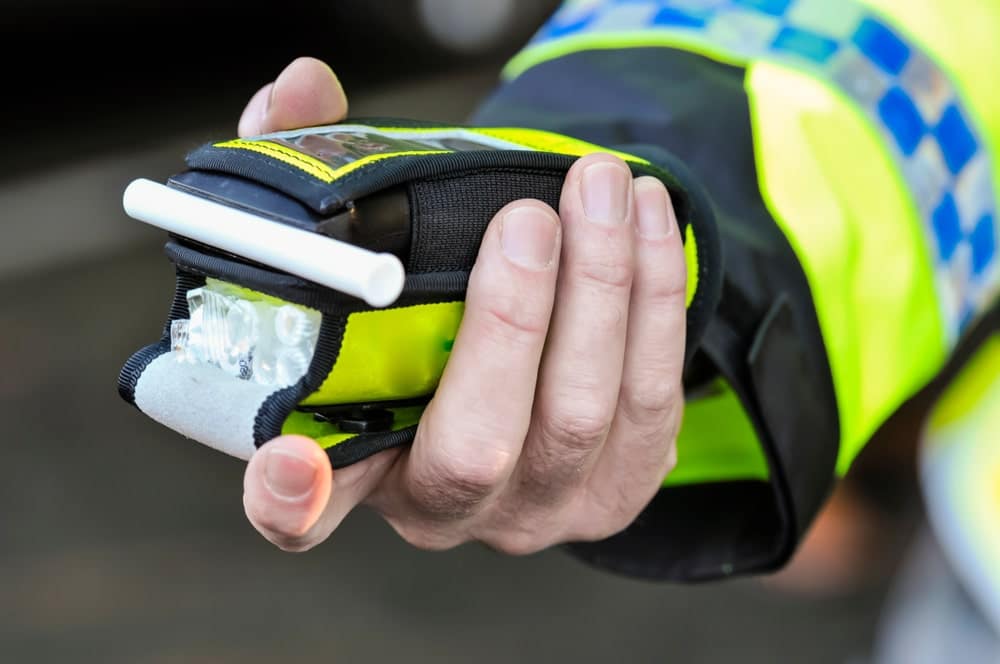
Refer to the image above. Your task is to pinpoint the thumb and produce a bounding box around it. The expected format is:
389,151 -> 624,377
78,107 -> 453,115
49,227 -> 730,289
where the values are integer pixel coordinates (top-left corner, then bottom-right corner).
238,56 -> 349,137
242,435 -> 394,552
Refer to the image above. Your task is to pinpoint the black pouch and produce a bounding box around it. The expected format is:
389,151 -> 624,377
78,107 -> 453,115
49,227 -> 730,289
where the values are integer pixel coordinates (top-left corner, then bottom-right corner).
118,119 -> 721,465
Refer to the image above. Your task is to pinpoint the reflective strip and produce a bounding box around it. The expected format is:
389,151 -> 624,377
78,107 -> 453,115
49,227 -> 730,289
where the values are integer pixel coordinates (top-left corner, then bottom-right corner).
469,127 -> 650,165
506,0 -> 999,342
217,125 -> 652,184
214,139 -> 449,183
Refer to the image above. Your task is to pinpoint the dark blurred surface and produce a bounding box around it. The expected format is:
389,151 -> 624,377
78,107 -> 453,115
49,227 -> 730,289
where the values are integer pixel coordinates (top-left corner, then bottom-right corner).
0,3 -> 926,662
0,244 -> 903,664
0,0 -> 553,281
1,0 -> 546,175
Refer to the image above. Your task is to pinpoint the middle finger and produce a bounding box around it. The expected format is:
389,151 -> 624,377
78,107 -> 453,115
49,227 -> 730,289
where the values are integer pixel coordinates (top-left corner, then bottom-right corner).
511,153 -> 637,504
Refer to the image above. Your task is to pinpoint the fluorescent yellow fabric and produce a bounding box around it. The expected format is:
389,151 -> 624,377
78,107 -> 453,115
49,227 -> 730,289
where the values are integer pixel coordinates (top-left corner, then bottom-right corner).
498,0 -> 999,481
684,224 -> 697,308
664,381 -> 769,487
300,302 -> 464,407
283,406 -> 425,449
201,282 -> 457,446
746,63 -> 947,474
503,28 -> 749,80
747,0 -> 1000,473
470,127 -> 651,165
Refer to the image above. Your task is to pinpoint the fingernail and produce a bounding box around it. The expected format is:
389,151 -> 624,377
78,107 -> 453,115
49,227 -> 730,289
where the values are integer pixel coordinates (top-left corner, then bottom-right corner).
500,206 -> 559,270
264,448 -> 317,500
581,161 -> 631,225
635,177 -> 676,239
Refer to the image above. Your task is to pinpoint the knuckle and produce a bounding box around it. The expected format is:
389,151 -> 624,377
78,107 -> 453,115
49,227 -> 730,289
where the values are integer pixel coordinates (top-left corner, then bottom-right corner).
480,292 -> 550,341
541,407 -> 612,455
619,378 -> 682,428
408,451 -> 509,519
574,254 -> 634,292
518,407 -> 612,490
515,444 -> 588,502
644,269 -> 688,307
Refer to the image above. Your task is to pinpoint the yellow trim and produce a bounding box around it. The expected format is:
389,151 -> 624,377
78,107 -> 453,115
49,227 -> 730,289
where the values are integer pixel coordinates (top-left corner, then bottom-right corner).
503,31 -> 749,81
301,302 -> 465,407
471,127 -> 650,165
684,224 -> 697,308
213,139 -> 448,184
324,125 -> 651,165
219,126 -> 651,186
214,139 -> 340,181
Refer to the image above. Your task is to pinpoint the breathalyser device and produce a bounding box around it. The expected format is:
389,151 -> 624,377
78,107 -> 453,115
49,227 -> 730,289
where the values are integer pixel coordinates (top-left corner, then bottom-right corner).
118,119 -> 719,466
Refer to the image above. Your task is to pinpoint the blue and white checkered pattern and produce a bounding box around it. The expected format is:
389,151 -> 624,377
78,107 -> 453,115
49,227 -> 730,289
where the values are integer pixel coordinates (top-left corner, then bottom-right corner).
520,0 -> 999,342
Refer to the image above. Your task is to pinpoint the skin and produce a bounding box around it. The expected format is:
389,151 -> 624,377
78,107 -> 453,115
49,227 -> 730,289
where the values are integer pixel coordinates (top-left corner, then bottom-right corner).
239,56 -> 687,556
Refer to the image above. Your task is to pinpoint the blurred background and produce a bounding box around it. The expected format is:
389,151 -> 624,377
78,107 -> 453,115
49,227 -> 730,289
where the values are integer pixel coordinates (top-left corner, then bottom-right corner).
0,1 -> 937,662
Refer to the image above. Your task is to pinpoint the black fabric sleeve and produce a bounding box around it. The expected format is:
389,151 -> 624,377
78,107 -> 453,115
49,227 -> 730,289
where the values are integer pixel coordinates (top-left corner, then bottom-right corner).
470,47 -> 841,581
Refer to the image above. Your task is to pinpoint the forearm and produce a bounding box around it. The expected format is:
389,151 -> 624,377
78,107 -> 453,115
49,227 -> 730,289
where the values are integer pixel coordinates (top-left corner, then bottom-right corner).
468,0 -> 999,580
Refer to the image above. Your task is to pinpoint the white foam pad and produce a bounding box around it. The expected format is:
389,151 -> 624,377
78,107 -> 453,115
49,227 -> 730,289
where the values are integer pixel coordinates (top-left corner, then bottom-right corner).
134,352 -> 278,460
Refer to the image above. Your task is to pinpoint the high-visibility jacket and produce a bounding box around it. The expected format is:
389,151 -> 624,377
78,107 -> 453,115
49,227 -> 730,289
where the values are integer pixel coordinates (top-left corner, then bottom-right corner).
469,0 -> 999,581
116,0 -> 999,588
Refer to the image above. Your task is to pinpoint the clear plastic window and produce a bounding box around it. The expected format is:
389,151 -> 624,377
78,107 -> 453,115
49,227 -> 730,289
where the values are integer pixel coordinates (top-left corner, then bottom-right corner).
170,280 -> 321,388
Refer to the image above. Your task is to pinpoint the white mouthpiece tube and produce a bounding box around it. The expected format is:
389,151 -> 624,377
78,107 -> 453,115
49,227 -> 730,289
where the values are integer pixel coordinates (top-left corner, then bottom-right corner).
122,178 -> 405,307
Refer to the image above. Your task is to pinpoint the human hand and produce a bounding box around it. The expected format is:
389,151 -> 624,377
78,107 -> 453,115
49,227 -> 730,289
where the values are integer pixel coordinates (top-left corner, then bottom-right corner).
239,57 -> 687,555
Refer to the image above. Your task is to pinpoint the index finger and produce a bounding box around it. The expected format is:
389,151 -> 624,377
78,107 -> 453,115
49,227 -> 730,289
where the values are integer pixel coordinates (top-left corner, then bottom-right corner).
370,201 -> 562,530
